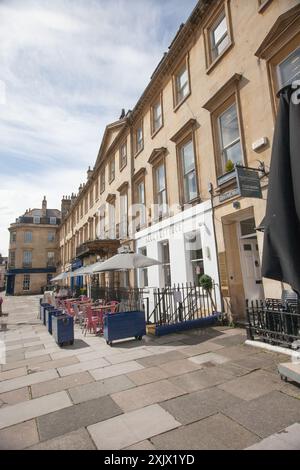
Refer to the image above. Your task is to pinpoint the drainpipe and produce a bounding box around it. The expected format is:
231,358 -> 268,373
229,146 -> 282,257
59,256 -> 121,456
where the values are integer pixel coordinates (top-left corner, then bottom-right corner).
129,118 -> 138,289
208,182 -> 224,314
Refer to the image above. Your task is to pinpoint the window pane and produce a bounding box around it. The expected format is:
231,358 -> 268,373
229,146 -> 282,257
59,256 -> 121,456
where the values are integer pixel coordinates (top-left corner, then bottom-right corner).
181,140 -> 195,174
213,14 -> 227,45
211,12 -> 229,60
224,140 -> 243,166
240,218 -> 256,237
156,164 -> 165,192
219,104 -> 240,148
278,47 -> 300,88
153,102 -> 162,131
216,35 -> 229,57
184,171 -> 197,202
176,65 -> 189,102
138,182 -> 145,204
24,231 -> 32,243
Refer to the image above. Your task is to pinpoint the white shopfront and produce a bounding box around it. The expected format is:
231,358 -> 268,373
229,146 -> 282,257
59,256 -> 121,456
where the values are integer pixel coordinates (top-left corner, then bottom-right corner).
134,200 -> 222,312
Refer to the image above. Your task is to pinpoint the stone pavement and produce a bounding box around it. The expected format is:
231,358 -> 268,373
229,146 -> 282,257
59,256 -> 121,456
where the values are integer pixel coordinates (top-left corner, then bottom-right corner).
0,295 -> 299,450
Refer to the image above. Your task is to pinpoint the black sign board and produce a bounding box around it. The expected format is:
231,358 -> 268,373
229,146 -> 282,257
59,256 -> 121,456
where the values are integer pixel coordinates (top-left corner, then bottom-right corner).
236,166 -> 262,199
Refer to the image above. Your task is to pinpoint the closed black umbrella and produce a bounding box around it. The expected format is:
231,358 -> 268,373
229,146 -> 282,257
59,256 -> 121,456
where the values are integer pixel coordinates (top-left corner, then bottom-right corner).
262,84 -> 300,294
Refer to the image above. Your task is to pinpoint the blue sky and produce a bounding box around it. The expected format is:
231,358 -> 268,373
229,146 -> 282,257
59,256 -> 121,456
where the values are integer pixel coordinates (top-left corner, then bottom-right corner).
0,0 -> 198,256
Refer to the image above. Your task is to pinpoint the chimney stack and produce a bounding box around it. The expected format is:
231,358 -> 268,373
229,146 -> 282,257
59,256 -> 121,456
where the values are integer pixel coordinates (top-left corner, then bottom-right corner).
42,195 -> 47,217
87,166 -> 93,180
61,196 -> 72,219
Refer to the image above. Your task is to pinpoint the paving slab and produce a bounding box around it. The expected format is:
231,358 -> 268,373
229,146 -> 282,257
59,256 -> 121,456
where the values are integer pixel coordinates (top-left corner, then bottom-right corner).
246,423 -> 300,450
188,352 -> 229,366
137,350 -> 187,368
224,391 -> 300,438
168,366 -> 236,393
151,413 -> 260,450
0,367 -> 27,382
220,345 -> 260,360
230,352 -> 280,372
25,347 -> 60,359
213,334 -> 246,347
104,348 -> 153,365
127,366 -> 170,386
158,358 -> 202,377
125,440 -> 156,450
28,355 -> 79,373
0,419 -> 39,450
28,428 -> 96,450
57,357 -> 110,377
90,361 -> 144,381
218,369 -> 283,401
31,371 -> 94,398
0,391 -> 72,429
0,369 -> 58,393
68,374 -> 135,404
2,354 -> 52,371
0,387 -> 30,407
87,404 -> 181,449
161,387 -> 244,425
111,379 -> 185,412
6,351 -> 25,362
24,344 -> 45,353
37,395 -> 122,441
179,342 -> 224,357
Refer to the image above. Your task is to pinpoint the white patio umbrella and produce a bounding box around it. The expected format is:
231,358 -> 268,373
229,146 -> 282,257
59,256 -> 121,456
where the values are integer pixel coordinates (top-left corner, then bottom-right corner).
92,252 -> 160,272
50,271 -> 69,282
69,264 -> 95,277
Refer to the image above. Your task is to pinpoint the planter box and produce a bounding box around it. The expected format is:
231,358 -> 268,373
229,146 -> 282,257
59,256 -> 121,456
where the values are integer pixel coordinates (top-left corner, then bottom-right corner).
154,313 -> 220,336
47,309 -> 63,335
39,303 -> 50,321
217,170 -> 236,187
52,314 -> 74,347
103,311 -> 146,346
43,305 -> 55,326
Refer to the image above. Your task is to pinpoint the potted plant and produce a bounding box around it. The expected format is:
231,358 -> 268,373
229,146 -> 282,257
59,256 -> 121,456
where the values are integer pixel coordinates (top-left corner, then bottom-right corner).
199,274 -> 217,312
225,159 -> 235,173
217,159 -> 236,186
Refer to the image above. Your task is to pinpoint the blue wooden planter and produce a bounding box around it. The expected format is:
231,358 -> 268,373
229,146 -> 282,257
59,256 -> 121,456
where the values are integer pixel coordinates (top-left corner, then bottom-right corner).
103,310 -> 146,346
47,309 -> 63,335
43,305 -> 55,326
52,314 -> 74,347
154,313 -> 220,336
40,303 -> 50,321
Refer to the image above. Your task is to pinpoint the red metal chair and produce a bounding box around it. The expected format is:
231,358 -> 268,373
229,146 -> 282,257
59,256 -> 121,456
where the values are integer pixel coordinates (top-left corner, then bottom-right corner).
82,305 -> 100,336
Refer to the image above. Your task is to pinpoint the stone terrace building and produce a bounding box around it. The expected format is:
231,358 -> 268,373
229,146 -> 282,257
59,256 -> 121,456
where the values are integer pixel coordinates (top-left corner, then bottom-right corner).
0,254 -> 8,291
7,197 -> 61,295
58,0 -> 300,321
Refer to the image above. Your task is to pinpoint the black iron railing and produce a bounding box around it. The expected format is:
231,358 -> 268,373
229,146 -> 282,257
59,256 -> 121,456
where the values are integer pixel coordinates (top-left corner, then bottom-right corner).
246,299 -> 300,348
91,285 -> 149,315
148,283 -> 218,326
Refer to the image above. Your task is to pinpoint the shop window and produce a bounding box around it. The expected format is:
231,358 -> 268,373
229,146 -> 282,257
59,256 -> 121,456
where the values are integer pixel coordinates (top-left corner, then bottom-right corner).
23,274 -> 30,291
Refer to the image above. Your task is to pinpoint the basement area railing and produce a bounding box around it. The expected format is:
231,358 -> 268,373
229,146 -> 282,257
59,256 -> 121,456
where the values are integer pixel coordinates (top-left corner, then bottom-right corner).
246,298 -> 300,348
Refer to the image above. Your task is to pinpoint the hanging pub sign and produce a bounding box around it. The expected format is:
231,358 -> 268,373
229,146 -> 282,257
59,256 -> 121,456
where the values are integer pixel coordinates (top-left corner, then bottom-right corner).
235,166 -> 263,199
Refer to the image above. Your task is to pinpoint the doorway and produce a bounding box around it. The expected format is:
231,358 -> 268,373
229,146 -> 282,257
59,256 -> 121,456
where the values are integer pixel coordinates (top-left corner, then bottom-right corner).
6,275 -> 15,295
238,218 -> 264,302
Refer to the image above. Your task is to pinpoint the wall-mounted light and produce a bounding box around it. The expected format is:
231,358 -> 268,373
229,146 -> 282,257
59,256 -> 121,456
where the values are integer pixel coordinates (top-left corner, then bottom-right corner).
233,201 -> 241,210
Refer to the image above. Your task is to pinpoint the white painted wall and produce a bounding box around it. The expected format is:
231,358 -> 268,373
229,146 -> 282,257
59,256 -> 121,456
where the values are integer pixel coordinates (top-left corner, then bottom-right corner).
135,200 -> 222,311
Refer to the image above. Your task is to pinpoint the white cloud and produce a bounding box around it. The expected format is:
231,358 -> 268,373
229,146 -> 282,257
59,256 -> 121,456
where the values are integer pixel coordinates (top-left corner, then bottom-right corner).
0,0 -> 198,255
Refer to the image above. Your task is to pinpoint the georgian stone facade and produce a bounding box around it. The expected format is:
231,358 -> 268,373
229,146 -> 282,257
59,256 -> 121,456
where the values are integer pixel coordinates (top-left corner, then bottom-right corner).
57,0 -> 300,320
7,197 -> 61,295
